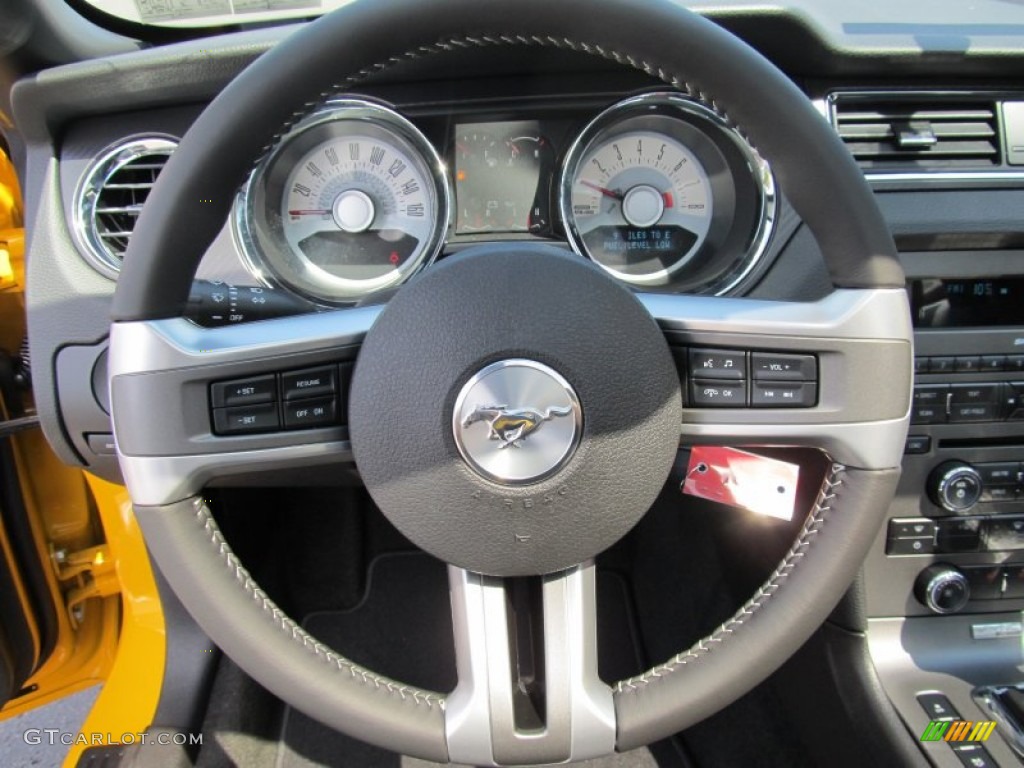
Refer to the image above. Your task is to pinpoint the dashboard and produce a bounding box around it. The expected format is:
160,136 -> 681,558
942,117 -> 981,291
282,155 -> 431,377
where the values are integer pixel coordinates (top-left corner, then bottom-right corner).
70,89 -> 776,325
10,7 -> 1024,766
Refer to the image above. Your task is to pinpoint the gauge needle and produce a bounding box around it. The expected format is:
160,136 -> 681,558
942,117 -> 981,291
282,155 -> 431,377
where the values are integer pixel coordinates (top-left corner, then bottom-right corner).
288,209 -> 331,216
581,181 -> 675,209
580,180 -> 624,200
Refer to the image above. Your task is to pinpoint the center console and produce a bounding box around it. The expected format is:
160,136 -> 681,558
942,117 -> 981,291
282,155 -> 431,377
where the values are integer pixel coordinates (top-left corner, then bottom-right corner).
865,260 -> 1024,768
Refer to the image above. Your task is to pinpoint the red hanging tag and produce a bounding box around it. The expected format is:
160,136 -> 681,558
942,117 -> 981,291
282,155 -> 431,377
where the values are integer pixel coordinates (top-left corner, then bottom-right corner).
682,446 -> 800,521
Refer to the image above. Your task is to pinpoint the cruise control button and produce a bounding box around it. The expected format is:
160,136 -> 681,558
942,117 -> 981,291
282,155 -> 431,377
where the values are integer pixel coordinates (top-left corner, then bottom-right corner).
750,353 -> 816,381
282,366 -> 337,401
211,374 -> 277,407
751,381 -> 816,407
950,383 -> 1000,404
690,379 -> 746,407
283,396 -> 339,429
688,349 -> 745,380
213,403 -> 280,435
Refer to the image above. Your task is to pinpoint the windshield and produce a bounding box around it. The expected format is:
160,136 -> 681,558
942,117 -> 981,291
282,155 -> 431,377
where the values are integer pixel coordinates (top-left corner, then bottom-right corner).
79,0 -> 354,28
76,0 -> 1024,36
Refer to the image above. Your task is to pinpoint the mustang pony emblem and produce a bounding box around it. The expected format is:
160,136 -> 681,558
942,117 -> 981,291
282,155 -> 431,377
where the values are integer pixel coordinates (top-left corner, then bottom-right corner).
462,404 -> 574,448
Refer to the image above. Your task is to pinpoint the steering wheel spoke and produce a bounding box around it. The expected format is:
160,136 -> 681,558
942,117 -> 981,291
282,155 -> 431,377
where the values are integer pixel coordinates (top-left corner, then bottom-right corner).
109,306 -> 380,506
446,562 -> 615,766
641,287 -> 912,469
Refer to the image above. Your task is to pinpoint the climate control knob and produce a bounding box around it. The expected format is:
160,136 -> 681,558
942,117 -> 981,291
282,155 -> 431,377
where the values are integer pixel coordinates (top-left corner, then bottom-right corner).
915,564 -> 970,614
928,461 -> 983,513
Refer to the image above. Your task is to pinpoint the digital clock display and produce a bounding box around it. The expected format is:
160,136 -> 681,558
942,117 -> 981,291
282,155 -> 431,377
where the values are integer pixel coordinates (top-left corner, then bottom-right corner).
909,278 -> 1024,328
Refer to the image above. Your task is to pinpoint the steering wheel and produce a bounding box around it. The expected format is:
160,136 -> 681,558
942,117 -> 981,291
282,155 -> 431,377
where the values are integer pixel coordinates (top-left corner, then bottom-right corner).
107,0 -> 911,763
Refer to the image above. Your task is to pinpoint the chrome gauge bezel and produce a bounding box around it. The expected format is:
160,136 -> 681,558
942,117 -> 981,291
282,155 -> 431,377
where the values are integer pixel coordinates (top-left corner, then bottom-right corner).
559,92 -> 776,294
234,98 -> 451,304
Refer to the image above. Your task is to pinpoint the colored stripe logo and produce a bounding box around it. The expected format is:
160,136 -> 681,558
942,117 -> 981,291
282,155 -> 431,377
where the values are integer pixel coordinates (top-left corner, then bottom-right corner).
920,720 -> 996,742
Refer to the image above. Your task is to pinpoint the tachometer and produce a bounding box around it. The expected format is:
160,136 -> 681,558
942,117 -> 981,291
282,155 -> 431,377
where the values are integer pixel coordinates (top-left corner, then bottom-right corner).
236,99 -> 449,303
569,129 -> 713,282
560,93 -> 776,293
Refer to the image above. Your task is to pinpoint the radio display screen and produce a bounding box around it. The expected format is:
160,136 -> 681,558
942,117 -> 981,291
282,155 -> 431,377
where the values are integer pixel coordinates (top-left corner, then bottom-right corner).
909,277 -> 1024,328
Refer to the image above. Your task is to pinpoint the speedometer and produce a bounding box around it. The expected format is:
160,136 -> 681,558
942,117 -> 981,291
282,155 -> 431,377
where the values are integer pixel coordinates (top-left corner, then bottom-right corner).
560,93 -> 776,293
236,99 -> 449,303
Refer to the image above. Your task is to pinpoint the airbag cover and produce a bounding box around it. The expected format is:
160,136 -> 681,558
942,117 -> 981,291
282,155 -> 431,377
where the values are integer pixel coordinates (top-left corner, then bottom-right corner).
349,245 -> 681,575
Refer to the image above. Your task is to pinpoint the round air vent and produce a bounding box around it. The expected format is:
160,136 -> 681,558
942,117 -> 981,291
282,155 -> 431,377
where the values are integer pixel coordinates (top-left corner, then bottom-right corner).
74,136 -> 177,279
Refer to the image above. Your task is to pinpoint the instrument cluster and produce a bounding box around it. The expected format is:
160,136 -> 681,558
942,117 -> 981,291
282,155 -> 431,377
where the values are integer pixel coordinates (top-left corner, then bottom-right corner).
225,92 -> 776,317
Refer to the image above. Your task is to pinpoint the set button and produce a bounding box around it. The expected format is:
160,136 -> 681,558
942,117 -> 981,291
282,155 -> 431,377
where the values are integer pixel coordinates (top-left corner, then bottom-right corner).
212,402 -> 280,434
210,363 -> 351,436
211,374 -> 277,407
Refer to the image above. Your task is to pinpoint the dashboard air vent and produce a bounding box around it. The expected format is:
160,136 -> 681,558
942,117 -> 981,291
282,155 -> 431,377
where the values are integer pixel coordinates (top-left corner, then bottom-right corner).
830,94 -> 1000,170
74,137 -> 177,279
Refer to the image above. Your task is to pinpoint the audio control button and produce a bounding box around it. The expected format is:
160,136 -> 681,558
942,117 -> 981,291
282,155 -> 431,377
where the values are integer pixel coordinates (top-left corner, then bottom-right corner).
929,462 -> 983,513
981,355 -> 1007,372
688,349 -> 745,380
930,356 -> 956,373
981,486 -> 1016,503
887,538 -> 936,555
950,383 -> 1000,404
915,565 -> 970,614
905,435 -> 931,454
690,379 -> 746,407
1004,566 -> 1024,598
949,404 -> 996,422
912,405 -> 947,424
913,384 -> 948,405
936,517 -> 982,553
954,356 -> 982,373
977,462 -> 1020,485
890,519 -> 938,539
985,517 -> 1024,552
963,566 -> 1004,600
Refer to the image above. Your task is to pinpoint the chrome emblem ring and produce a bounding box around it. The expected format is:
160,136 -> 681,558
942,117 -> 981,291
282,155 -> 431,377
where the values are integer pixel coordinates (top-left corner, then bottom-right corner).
453,359 -> 582,485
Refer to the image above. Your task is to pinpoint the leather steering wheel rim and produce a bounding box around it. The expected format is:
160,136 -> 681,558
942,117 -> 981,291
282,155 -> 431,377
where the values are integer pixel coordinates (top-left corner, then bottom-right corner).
110,0 -> 910,763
